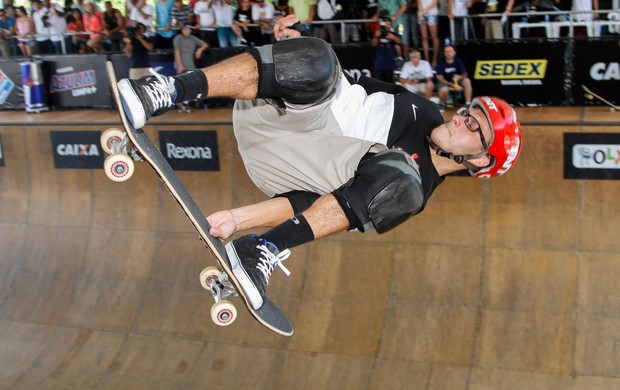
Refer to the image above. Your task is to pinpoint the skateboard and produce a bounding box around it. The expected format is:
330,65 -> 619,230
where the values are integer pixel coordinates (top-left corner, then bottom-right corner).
101,61 -> 293,336
582,85 -> 619,111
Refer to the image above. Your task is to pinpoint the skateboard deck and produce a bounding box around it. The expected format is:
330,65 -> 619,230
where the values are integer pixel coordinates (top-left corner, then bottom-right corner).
582,85 -> 619,111
103,61 -> 293,336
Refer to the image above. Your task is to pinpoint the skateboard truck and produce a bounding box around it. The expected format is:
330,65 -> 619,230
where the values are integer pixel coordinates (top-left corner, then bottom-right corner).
200,266 -> 239,326
100,128 -> 143,182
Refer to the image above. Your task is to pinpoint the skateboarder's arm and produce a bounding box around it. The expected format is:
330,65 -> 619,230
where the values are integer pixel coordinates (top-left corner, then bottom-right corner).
207,197 -> 295,240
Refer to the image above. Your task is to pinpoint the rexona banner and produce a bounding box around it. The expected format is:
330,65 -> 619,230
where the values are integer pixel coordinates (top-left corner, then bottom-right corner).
564,133 -> 620,180
50,131 -> 104,169
159,131 -> 220,171
458,40 -> 565,105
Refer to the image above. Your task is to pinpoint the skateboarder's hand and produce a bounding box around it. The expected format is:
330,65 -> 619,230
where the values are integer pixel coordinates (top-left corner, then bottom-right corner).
273,14 -> 302,41
206,210 -> 237,240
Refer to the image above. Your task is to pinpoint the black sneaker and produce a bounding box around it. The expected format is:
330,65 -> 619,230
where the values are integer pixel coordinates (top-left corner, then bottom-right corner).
225,235 -> 291,310
117,69 -> 177,129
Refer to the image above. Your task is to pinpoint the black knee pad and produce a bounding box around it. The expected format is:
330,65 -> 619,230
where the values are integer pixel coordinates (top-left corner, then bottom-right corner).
332,150 -> 424,234
249,37 -> 340,104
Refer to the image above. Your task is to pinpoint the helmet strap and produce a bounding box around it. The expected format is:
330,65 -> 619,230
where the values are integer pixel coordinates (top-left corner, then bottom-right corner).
426,136 -> 489,172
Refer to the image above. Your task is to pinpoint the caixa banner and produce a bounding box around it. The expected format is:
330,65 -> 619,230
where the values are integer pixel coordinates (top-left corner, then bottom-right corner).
572,40 -> 619,107
50,131 -> 104,169
564,133 -> 620,180
458,40 -> 565,105
159,131 -> 220,171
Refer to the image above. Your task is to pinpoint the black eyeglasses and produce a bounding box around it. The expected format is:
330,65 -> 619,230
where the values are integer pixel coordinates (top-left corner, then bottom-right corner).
456,107 -> 489,151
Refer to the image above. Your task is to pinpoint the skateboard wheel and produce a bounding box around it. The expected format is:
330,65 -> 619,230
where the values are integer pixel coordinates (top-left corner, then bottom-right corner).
101,128 -> 125,154
104,153 -> 135,182
199,266 -> 221,290
211,300 -> 237,326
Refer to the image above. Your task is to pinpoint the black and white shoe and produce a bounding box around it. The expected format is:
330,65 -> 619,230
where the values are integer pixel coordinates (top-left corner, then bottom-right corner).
117,69 -> 177,129
225,235 -> 291,310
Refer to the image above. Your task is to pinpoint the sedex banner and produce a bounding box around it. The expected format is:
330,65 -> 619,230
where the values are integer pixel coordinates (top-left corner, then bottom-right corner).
458,40 -> 566,105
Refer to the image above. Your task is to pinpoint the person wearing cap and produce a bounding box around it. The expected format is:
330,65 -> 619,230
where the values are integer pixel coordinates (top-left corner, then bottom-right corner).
115,14 -> 522,310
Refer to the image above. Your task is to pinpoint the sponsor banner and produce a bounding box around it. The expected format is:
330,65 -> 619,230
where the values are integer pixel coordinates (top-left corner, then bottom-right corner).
458,40 -> 565,105
50,131 -> 104,169
45,55 -> 112,108
159,131 -> 220,171
333,43 -> 376,81
564,133 -> 620,180
572,40 -> 619,107
21,61 -> 49,113
0,132 -> 4,167
0,59 -> 25,110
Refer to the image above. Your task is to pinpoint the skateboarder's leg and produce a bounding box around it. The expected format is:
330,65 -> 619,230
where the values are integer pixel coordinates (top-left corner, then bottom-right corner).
117,37 -> 339,129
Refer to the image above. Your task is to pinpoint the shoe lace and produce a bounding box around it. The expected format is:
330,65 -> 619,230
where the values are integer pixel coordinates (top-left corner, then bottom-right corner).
144,68 -> 174,110
255,244 -> 291,284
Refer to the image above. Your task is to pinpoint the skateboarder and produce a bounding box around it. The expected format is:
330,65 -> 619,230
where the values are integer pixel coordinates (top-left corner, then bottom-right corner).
116,14 -> 522,311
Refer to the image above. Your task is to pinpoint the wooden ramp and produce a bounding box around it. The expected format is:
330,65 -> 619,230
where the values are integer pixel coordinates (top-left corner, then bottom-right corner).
1,107 -> 620,389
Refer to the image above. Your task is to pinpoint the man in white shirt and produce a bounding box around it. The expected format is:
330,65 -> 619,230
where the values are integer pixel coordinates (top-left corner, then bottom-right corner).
252,0 -> 275,43
194,0 -> 218,46
32,0 -> 53,54
129,2 -> 154,36
399,49 -> 434,99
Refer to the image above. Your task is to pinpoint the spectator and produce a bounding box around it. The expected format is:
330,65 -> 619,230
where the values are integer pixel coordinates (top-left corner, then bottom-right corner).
214,0 -> 237,47
359,0 -> 379,41
0,8 -> 16,58
311,0 -> 342,43
288,0 -> 315,25
399,49 -> 434,99
32,0 -> 54,54
275,0 -> 295,19
155,0 -> 175,49
124,22 -> 154,79
378,0 -> 407,34
483,0 -> 514,40
173,24 -> 208,111
401,0 -> 420,59
15,6 -> 35,56
232,0 -> 260,45
448,0 -> 471,40
371,18 -> 401,82
125,0 -> 141,18
194,0 -> 217,47
128,0 -> 154,34
103,1 -> 124,51
170,0 -> 195,28
47,3 -> 68,54
435,44 -> 472,111
418,0 -> 439,66
5,5 -> 20,56
66,8 -> 88,53
252,0 -> 276,44
83,2 -> 104,52
572,0 -> 599,22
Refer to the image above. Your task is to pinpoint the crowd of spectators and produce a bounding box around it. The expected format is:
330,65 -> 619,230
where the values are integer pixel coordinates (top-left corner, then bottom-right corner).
0,0 -> 614,103
1,0 -> 612,56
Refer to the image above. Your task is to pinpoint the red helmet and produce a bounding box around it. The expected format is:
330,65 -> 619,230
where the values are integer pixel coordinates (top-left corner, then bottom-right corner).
469,96 -> 522,179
